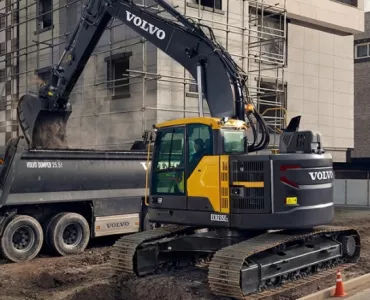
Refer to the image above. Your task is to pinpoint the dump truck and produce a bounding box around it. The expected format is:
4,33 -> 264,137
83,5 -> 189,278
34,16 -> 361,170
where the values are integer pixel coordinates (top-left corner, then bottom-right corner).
0,135 -> 152,262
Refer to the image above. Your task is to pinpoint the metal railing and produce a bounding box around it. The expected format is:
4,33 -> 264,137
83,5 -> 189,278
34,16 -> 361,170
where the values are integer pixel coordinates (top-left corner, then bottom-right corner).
334,170 -> 370,207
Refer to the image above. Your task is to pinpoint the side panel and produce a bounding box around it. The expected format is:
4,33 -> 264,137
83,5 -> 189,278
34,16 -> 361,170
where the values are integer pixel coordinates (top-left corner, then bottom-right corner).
271,153 -> 333,214
1,150 -> 149,206
93,213 -> 140,237
92,198 -> 143,217
11,159 -> 147,193
187,156 -> 220,212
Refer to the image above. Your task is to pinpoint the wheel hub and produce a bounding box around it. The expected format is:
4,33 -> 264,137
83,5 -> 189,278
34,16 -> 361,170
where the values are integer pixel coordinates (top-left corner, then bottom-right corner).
12,226 -> 35,252
62,224 -> 82,246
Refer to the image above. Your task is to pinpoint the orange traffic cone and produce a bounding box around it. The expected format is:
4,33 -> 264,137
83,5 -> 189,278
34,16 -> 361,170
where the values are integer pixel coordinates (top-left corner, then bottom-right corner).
333,269 -> 347,297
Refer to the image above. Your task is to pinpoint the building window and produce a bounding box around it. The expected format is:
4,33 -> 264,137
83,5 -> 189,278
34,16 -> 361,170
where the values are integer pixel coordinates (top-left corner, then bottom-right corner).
335,0 -> 357,7
5,81 -> 11,95
105,52 -> 132,98
12,11 -> 19,24
37,0 -> 53,30
355,43 -> 369,59
0,42 -> 5,56
5,27 -> 10,41
188,82 -> 198,94
0,69 -> 6,82
255,11 -> 287,65
194,0 -> 221,10
0,16 -> 5,29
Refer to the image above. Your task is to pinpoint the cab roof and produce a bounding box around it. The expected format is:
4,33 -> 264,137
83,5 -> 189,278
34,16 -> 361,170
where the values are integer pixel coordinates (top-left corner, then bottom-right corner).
155,116 -> 246,130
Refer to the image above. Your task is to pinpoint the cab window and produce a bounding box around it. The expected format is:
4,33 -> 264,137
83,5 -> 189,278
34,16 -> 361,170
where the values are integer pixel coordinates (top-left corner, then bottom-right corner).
222,130 -> 246,153
187,123 -> 212,176
151,126 -> 185,195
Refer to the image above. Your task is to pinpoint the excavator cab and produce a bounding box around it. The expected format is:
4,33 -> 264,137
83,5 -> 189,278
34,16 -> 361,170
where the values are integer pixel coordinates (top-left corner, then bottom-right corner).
149,117 -> 248,198
146,116 -> 335,230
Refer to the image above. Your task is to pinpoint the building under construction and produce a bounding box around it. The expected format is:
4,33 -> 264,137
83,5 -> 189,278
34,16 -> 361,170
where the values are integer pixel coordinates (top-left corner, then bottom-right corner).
0,0 -> 364,161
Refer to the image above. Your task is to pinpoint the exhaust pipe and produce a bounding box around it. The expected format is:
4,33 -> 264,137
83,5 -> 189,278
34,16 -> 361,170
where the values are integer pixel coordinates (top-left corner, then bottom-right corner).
17,93 -> 72,149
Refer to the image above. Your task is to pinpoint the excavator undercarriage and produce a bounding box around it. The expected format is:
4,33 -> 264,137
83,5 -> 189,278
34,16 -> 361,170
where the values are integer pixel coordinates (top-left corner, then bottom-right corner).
110,225 -> 360,299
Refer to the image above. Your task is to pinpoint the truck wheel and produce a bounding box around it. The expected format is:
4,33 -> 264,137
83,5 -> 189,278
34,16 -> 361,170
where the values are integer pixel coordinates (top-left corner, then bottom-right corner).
42,214 -> 60,252
46,212 -> 90,256
0,215 -> 43,262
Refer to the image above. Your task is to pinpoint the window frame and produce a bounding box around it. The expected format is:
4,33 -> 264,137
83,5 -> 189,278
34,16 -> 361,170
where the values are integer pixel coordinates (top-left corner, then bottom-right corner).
355,43 -> 369,59
332,0 -> 357,8
186,0 -> 224,14
0,69 -> 6,83
37,0 -> 53,32
105,51 -> 132,99
220,128 -> 247,154
195,0 -> 222,10
251,6 -> 288,66
186,122 -> 213,177
0,15 -> 5,30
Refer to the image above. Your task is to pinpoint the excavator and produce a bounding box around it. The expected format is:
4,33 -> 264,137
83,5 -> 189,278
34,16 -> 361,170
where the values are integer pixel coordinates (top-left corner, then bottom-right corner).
16,0 -> 361,298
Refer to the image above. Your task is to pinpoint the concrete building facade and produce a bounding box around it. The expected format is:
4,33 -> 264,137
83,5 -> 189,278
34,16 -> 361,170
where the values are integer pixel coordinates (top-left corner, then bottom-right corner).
0,0 -> 365,160
352,11 -> 370,158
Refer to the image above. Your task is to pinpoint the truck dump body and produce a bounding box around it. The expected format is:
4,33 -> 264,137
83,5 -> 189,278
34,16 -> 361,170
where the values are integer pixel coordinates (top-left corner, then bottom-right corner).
0,137 -> 155,263
0,137 -> 150,207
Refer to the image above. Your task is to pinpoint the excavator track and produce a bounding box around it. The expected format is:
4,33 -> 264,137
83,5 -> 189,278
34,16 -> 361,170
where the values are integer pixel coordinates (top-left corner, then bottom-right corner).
109,225 -> 194,277
208,225 -> 361,299
109,225 -> 360,299
246,262 -> 356,300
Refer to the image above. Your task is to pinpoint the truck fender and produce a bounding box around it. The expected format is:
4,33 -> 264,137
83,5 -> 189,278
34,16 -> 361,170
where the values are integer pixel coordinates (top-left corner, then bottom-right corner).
0,209 -> 17,236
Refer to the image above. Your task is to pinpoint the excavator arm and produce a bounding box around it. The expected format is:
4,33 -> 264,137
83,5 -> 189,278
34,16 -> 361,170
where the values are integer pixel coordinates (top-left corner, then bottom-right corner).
17,0 -> 270,150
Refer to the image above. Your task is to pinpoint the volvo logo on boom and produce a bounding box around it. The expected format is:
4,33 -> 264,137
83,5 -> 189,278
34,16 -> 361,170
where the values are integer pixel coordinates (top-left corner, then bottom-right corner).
308,170 -> 333,181
126,11 -> 166,40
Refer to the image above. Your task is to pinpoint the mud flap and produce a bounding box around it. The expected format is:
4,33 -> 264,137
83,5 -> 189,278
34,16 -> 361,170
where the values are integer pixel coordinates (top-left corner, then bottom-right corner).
17,93 -> 72,148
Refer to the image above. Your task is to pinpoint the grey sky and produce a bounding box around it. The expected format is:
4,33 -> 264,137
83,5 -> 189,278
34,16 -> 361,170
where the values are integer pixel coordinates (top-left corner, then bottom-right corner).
366,0 -> 370,11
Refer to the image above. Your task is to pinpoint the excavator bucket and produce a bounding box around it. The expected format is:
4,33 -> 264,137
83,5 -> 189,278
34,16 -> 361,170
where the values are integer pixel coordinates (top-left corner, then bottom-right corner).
17,93 -> 72,149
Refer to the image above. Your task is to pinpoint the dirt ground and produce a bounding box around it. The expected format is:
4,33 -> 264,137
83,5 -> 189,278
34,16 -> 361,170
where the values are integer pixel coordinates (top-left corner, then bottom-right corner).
1,207 -> 370,300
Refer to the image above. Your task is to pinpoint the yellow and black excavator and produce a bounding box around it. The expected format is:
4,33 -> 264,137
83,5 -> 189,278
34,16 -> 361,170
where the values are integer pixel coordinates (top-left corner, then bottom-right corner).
16,0 -> 360,298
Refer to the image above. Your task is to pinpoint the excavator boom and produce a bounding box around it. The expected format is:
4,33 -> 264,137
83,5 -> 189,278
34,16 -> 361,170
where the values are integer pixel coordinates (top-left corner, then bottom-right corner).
17,0 -> 269,150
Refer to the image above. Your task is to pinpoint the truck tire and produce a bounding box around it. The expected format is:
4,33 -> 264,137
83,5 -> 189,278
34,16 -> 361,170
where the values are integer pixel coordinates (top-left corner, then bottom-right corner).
46,212 -> 90,256
42,214 -> 60,252
0,215 -> 44,262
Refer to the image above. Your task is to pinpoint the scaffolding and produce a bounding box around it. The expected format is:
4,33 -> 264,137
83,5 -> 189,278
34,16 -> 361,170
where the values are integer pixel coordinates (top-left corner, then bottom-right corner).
0,0 -> 287,149
247,0 -> 287,147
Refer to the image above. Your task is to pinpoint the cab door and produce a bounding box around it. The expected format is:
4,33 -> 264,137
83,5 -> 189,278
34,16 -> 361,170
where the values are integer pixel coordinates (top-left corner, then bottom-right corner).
150,125 -> 187,209
185,123 -> 221,213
